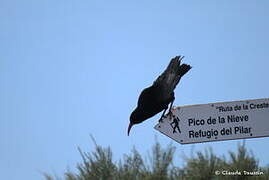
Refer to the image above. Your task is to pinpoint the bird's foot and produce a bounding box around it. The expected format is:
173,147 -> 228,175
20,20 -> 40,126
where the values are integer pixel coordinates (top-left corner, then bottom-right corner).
159,107 -> 176,123
158,116 -> 164,123
167,107 -> 176,120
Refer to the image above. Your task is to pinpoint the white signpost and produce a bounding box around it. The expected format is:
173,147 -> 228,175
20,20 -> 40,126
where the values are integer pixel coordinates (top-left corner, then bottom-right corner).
154,98 -> 269,144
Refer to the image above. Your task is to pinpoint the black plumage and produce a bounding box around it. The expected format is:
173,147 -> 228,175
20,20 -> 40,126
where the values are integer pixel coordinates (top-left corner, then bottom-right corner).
128,56 -> 191,136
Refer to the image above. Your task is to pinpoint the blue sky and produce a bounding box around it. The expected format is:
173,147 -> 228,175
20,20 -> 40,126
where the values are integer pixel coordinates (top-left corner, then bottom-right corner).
1,0 -> 269,179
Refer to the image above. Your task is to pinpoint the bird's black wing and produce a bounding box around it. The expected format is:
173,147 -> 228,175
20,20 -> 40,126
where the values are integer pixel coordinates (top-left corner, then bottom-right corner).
153,56 -> 182,90
153,56 -> 191,100
136,56 -> 191,112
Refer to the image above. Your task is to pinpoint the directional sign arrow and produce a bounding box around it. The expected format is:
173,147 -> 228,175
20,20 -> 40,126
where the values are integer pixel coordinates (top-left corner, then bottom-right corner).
154,98 -> 269,144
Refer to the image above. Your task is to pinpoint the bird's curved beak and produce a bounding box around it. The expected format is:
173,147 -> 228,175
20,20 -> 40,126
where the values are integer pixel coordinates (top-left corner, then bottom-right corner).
127,122 -> 133,136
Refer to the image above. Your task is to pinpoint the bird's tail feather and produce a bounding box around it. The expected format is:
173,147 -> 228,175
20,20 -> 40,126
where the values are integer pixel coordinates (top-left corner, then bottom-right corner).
153,56 -> 191,92
170,59 -> 191,91
178,64 -> 192,77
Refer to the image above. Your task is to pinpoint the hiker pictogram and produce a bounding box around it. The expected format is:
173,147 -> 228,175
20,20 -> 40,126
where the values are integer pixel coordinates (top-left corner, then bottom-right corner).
170,116 -> 181,133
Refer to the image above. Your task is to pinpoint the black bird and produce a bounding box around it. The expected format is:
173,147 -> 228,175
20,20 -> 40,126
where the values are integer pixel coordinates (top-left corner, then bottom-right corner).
128,56 -> 191,136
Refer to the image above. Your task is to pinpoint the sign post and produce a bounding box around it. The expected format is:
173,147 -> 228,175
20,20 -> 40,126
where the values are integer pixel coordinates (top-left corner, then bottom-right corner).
154,98 -> 269,144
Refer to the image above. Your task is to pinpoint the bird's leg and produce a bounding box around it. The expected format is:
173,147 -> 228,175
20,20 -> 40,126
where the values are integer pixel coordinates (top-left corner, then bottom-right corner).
167,99 -> 175,119
158,108 -> 167,123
